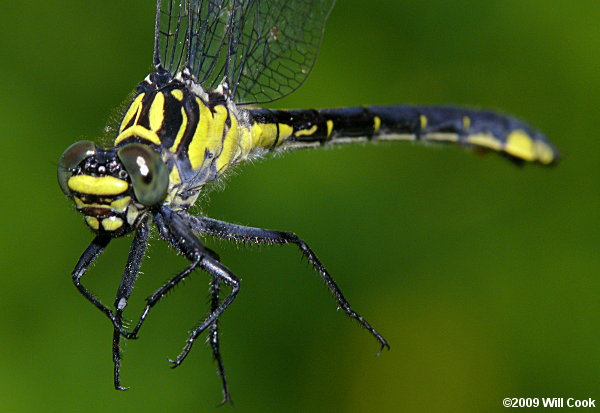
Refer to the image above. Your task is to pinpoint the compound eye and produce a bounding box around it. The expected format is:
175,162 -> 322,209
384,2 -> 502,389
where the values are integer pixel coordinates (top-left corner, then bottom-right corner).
117,144 -> 169,206
57,141 -> 96,196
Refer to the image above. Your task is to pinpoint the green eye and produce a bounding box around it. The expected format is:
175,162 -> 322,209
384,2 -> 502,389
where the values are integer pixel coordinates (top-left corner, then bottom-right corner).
117,144 -> 169,206
58,141 -> 96,196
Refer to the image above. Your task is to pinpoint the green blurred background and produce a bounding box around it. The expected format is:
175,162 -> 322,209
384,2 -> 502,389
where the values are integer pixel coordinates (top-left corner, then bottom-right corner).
1,0 -> 598,411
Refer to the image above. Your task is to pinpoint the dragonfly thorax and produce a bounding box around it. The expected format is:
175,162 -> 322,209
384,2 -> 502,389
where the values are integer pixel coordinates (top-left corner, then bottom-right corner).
109,71 -> 264,213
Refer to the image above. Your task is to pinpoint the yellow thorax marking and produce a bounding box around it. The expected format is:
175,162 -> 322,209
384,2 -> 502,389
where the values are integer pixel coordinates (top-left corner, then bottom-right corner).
119,93 -> 145,133
169,165 -> 181,185
170,107 -> 188,153
114,125 -> 161,146
188,100 -> 228,169
238,126 -> 253,156
295,124 -> 318,137
164,166 -> 181,205
419,114 -> 428,129
505,129 -> 535,161
216,110 -> 240,172
188,99 -> 210,168
68,175 -> 128,196
149,92 -> 165,131
171,89 -> 184,101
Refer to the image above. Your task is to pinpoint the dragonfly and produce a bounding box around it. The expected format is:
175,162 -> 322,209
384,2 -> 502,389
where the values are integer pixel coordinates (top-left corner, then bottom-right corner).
57,0 -> 558,402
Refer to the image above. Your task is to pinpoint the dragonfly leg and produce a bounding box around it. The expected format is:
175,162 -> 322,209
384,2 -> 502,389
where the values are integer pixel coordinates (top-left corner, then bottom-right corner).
186,213 -> 390,353
126,209 -> 218,339
111,218 -> 150,390
209,274 -> 232,405
167,255 -> 240,370
71,235 -> 113,321
125,207 -> 240,380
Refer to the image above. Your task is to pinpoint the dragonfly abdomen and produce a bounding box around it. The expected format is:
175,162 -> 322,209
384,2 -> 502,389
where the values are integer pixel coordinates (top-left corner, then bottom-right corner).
248,106 -> 558,165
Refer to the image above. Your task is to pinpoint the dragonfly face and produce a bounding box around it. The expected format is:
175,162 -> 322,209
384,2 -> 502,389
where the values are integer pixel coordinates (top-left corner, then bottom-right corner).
58,140 -> 169,237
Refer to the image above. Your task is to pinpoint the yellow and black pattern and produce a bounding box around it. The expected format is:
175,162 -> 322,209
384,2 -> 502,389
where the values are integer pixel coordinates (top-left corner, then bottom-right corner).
113,76 -> 558,210
57,0 -> 560,400
58,141 -> 142,236
60,67 -> 559,398
112,72 -> 250,209
248,106 -> 558,165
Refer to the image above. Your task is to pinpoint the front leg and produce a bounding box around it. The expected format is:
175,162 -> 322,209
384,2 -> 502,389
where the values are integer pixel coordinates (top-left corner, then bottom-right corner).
112,218 -> 150,390
125,207 -> 240,373
125,207 -> 212,339
72,234 -> 114,322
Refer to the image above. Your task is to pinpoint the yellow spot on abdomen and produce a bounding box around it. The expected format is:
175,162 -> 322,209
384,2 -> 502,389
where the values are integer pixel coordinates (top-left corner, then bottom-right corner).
419,114 -> 427,129
373,116 -> 381,134
278,123 -> 294,143
326,120 -> 334,138
463,116 -> 471,131
149,92 -> 165,131
119,93 -> 145,133
251,123 -> 278,148
534,141 -> 556,165
505,129 -> 535,161
68,175 -> 128,196
101,217 -> 124,231
295,124 -> 317,137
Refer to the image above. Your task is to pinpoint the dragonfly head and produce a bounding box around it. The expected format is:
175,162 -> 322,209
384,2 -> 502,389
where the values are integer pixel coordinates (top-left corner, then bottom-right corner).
58,141 -> 169,236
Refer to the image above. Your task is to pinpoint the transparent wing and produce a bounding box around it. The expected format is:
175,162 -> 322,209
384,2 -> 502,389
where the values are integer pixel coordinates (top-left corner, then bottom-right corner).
154,0 -> 336,104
